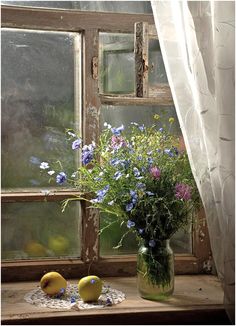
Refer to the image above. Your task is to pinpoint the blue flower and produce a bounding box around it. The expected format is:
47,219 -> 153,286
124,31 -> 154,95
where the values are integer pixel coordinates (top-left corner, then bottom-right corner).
138,228 -> 144,234
137,155 -> 142,161
159,128 -> 164,132
133,167 -> 143,179
146,191 -> 154,196
72,138 -> 82,150
136,182 -> 145,189
113,171 -> 122,180
127,220 -> 135,228
56,172 -> 67,184
126,203 -> 134,212
164,149 -> 174,157
30,156 -> 41,165
147,157 -> 153,165
139,124 -> 145,131
130,190 -> 138,205
111,125 -> 124,136
82,143 -> 95,165
96,185 -> 109,197
149,239 -> 156,248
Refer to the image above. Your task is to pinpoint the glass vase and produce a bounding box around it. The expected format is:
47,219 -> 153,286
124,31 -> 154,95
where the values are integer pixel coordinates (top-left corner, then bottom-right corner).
137,240 -> 174,301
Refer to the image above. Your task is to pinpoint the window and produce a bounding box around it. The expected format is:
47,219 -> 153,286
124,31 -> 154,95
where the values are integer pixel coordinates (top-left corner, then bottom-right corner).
1,3 -> 211,282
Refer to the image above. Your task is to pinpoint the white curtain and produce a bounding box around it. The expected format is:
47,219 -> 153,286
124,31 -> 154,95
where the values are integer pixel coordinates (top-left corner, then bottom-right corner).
151,0 -> 235,321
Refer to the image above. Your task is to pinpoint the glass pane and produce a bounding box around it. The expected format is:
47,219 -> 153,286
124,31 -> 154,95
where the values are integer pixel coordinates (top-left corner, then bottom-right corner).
149,39 -> 168,85
100,104 -> 181,136
99,105 -> 192,255
1,29 -> 81,189
1,1 -> 153,13
2,201 -> 81,260
99,33 -> 135,94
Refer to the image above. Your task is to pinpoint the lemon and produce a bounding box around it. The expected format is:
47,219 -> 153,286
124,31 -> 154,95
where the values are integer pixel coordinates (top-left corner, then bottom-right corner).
78,275 -> 103,302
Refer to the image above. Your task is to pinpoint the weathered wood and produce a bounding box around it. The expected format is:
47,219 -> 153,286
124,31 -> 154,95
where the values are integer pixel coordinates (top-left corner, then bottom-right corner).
135,22 -> 149,97
100,87 -> 173,106
81,29 -> 100,263
1,255 -> 202,282
193,207 -> 212,273
1,276 -> 229,325
1,6 -> 155,33
1,191 -> 82,202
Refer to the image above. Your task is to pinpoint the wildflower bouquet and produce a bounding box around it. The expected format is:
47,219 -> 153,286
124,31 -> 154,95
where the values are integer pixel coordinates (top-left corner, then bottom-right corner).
40,116 -> 200,290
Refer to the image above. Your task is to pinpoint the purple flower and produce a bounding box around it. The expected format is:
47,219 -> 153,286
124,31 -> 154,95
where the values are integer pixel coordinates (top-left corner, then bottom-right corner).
111,125 -> 124,136
127,220 -> 135,228
150,166 -> 161,179
175,183 -> 191,201
138,228 -> 144,234
159,128 -> 164,132
56,172 -> 67,184
149,240 -> 156,248
72,138 -> 82,150
126,203 -> 134,212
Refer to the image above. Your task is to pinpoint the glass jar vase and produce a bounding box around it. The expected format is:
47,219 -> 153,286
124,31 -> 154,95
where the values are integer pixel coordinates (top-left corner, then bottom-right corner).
137,240 -> 174,301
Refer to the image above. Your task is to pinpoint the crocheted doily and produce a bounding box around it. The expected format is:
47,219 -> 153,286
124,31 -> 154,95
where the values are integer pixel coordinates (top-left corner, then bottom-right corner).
24,283 -> 125,310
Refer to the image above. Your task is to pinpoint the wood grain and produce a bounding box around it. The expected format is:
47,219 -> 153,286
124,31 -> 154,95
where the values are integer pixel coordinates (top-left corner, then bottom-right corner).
1,6 -> 155,33
1,276 -> 229,325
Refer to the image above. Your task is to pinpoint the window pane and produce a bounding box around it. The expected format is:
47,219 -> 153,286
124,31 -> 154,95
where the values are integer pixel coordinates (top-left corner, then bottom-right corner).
1,29 -> 81,189
149,39 -> 168,85
99,104 -> 192,255
99,33 -> 135,94
1,1 -> 152,13
2,201 -> 81,260
100,104 -> 181,136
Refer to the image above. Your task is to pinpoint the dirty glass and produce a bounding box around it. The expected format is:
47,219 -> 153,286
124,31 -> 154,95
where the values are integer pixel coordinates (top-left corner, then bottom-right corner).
99,105 -> 192,255
1,29 -> 81,189
99,33 -> 135,94
2,201 -> 81,260
1,1 -> 152,13
149,38 -> 168,85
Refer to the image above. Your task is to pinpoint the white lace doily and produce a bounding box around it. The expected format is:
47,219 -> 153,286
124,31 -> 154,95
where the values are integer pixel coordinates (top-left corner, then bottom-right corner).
24,283 -> 125,310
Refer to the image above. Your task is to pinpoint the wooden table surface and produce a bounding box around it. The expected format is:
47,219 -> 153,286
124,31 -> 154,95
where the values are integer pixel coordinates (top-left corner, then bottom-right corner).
1,275 -> 230,325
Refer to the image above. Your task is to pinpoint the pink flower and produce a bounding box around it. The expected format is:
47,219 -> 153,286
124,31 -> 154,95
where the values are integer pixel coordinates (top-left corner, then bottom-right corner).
175,183 -> 191,201
150,167 -> 161,179
111,135 -> 127,149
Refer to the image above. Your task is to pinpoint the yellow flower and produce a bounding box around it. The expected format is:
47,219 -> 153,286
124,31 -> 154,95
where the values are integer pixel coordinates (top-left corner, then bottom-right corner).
169,117 -> 175,124
154,114 -> 160,120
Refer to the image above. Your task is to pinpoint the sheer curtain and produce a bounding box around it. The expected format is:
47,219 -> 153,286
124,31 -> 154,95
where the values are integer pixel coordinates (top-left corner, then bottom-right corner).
151,0 -> 235,321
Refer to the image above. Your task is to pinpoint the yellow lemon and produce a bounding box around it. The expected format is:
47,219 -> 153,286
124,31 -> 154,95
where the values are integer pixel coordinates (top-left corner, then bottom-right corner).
78,275 -> 103,302
40,271 -> 67,296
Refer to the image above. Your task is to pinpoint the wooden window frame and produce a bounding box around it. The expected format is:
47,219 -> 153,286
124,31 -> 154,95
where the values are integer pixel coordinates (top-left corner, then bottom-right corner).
1,5 -> 211,282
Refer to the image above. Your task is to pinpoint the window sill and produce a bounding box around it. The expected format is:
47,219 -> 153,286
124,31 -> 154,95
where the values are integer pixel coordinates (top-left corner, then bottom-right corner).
2,275 -> 230,325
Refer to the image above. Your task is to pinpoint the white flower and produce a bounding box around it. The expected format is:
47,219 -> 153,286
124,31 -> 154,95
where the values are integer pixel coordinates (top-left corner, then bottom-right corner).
48,170 -> 55,175
67,131 -> 76,138
40,162 -> 49,170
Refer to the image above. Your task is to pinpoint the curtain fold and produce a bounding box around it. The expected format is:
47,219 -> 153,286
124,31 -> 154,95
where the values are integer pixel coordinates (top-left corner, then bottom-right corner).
151,0 -> 235,322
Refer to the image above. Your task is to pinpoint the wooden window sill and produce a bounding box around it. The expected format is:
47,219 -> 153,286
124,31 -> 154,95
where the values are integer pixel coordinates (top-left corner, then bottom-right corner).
1,275 -> 230,325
